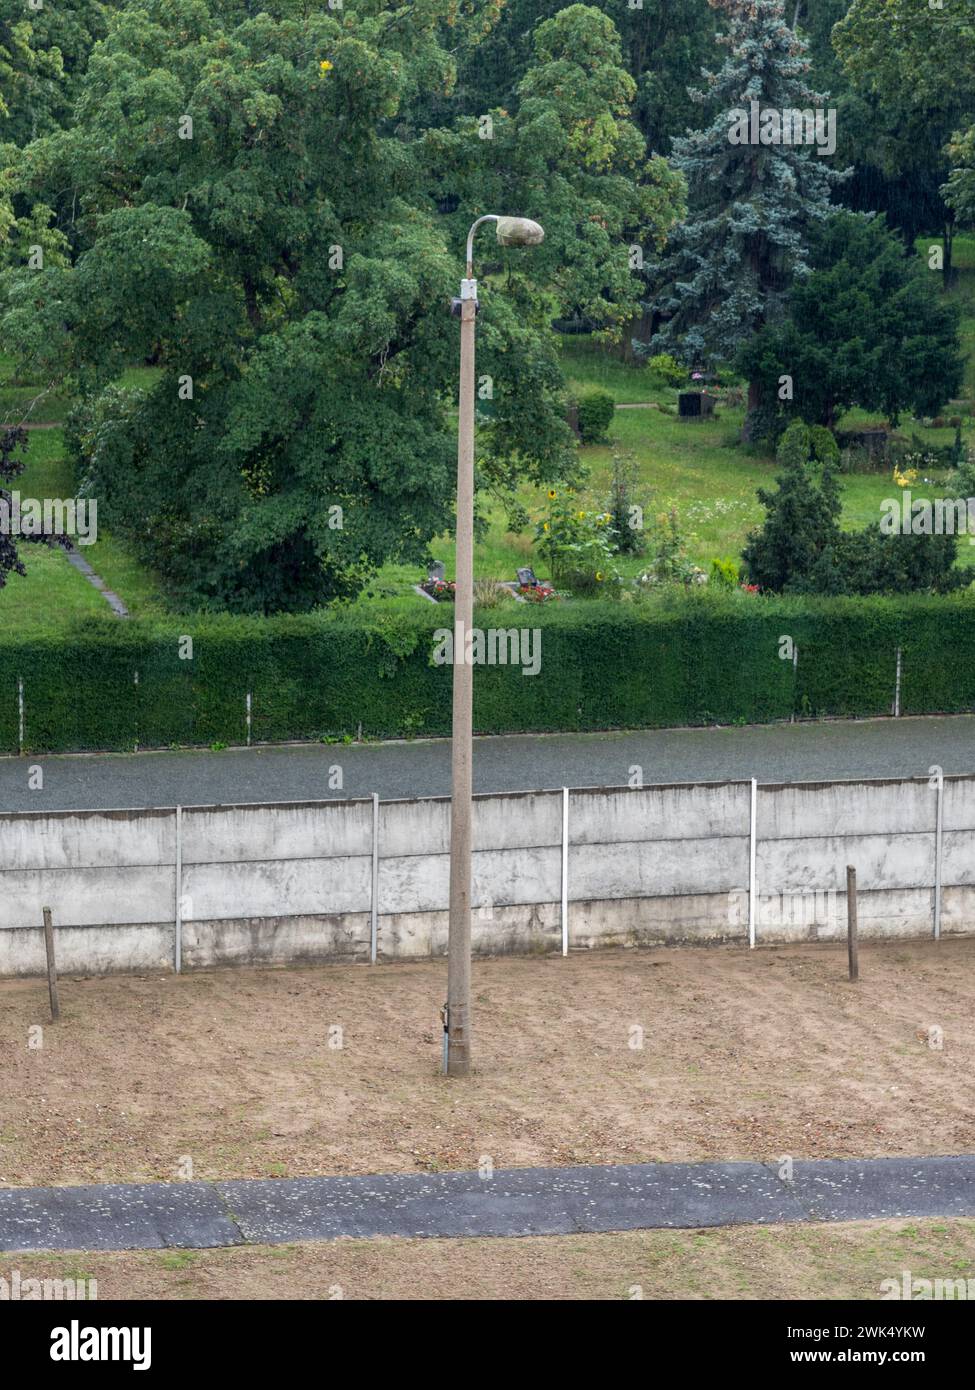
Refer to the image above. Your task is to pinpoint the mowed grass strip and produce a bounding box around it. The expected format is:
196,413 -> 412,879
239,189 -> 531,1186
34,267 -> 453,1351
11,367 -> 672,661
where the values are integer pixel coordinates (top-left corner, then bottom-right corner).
6,1218 -> 975,1300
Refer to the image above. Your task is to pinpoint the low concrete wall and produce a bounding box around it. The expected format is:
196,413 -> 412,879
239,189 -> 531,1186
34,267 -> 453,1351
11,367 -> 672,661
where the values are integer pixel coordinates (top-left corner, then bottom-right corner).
0,774 -> 971,975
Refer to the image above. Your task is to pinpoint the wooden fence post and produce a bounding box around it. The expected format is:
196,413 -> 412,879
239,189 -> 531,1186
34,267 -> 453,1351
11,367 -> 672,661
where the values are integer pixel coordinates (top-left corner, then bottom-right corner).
42,906 -> 60,1021
846,866 -> 859,982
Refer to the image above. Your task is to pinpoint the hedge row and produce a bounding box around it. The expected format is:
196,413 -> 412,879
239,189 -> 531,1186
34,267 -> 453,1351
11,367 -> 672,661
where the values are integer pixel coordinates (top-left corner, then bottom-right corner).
0,592 -> 973,754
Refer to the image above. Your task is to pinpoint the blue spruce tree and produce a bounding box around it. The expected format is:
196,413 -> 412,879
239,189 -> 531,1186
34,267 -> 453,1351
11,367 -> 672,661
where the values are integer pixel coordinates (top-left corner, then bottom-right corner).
639,0 -> 847,433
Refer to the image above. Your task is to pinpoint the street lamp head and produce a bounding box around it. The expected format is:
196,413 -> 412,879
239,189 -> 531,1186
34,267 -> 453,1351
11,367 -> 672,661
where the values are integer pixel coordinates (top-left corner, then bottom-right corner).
494,216 -> 545,248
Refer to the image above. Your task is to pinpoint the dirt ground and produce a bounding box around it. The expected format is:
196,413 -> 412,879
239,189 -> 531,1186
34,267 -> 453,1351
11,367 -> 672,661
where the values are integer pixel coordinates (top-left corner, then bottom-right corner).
6,1219 -> 975,1300
1,940 -> 973,1188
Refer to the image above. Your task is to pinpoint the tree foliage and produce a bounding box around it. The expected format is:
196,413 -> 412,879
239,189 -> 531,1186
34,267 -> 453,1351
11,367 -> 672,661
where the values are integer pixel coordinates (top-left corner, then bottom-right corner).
1,1 -> 681,613
834,0 -> 975,274
738,211 -> 963,436
639,0 -> 845,372
742,421 -> 963,596
0,425 -> 69,589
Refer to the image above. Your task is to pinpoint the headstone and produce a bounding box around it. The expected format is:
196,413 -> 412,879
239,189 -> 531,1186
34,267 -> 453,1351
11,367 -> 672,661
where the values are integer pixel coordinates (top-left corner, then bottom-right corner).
678,391 -> 715,419
428,561 -> 446,582
517,567 -> 538,589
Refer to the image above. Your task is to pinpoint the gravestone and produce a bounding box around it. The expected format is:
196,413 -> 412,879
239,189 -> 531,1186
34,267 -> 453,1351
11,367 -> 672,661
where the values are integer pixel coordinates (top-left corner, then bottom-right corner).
516,567 -> 539,589
678,391 -> 714,419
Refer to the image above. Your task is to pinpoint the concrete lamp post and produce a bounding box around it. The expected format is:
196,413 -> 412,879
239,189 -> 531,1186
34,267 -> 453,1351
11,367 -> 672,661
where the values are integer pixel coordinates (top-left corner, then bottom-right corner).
445,214 -> 544,1079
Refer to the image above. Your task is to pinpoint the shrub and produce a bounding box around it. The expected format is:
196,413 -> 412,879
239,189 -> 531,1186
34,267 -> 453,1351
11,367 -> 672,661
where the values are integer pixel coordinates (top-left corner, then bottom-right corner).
710,557 -> 740,588
3,594 -> 975,751
576,390 -> 616,442
647,353 -> 687,388
639,509 -> 705,587
605,448 -> 646,556
743,423 -> 962,596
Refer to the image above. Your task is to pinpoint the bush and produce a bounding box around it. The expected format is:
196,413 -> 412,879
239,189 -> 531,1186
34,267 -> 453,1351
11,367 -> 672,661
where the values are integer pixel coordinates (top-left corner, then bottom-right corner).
710,557 -> 740,588
647,353 -> 687,388
743,422 -> 962,596
2,594 -> 975,751
576,390 -> 616,442
605,448 -> 646,556
639,509 -> 705,587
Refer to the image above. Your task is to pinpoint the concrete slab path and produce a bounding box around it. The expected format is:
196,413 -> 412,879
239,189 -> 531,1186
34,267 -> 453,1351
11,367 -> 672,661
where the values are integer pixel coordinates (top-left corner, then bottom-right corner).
2,1155 -> 974,1253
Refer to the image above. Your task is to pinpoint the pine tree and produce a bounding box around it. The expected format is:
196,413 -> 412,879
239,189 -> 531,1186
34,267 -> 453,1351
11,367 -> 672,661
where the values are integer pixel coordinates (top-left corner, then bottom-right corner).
741,421 -> 841,591
639,0 -> 846,427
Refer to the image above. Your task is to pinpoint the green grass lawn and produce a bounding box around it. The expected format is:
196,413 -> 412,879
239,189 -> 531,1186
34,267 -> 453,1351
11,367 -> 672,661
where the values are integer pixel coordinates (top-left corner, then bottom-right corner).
0,426 -> 169,626
4,236 -> 975,628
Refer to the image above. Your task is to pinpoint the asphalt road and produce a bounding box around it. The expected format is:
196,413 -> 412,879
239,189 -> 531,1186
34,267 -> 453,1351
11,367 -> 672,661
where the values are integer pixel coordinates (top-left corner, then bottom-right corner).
1,714 -> 973,812
3,1155 -> 975,1250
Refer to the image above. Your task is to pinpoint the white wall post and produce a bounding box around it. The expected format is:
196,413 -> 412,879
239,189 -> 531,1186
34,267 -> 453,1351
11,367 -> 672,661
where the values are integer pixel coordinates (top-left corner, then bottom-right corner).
246,692 -> 252,747
893,647 -> 902,718
371,793 -> 380,963
934,770 -> 944,940
17,676 -> 24,754
561,786 -> 569,956
748,778 -> 758,949
174,804 -> 183,974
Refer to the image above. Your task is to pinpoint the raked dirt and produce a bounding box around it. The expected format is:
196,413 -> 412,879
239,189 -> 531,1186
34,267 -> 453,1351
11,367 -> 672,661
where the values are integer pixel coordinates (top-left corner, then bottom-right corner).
1,939 -> 973,1188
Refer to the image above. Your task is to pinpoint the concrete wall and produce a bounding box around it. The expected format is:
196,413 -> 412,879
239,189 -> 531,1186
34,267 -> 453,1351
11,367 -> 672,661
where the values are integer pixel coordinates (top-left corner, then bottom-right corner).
1,775 -> 971,975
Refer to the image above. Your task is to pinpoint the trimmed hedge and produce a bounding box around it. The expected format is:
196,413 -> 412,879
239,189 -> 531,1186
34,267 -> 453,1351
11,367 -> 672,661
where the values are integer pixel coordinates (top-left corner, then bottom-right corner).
0,592 -> 973,753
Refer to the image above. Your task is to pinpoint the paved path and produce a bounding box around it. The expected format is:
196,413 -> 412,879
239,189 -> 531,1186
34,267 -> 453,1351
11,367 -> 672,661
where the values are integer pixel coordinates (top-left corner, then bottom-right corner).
64,544 -> 130,618
2,1156 -> 973,1251
0,714 -> 972,812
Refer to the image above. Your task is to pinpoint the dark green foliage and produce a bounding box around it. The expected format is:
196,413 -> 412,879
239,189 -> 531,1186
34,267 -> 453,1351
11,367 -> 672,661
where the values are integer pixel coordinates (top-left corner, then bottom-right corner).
576,389 -> 616,443
2,592 -> 975,753
451,0 -> 720,153
0,424 -> 68,587
606,447 -> 645,556
741,422 -> 842,592
3,1 -> 685,614
737,212 -> 964,436
743,421 -> 964,596
639,0 -> 845,370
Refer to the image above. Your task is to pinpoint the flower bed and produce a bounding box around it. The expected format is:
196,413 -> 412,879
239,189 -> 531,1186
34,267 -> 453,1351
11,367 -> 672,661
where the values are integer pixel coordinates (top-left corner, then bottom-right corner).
517,583 -> 564,603
421,578 -> 456,601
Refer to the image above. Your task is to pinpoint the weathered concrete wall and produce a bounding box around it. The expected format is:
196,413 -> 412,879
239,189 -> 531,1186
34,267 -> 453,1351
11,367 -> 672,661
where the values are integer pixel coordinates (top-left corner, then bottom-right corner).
1,775 -> 972,974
